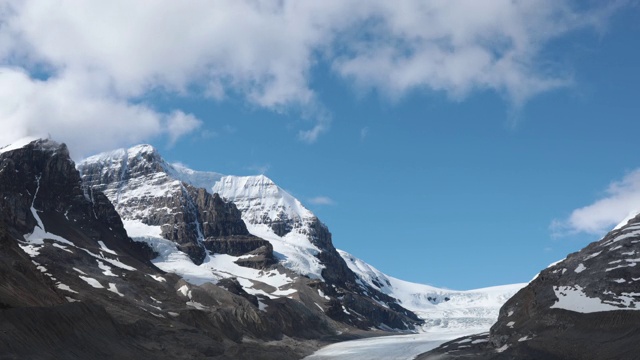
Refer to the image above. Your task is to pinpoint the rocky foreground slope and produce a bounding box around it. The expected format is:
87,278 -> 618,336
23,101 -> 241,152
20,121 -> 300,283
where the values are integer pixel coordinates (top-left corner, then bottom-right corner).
418,215 -> 640,360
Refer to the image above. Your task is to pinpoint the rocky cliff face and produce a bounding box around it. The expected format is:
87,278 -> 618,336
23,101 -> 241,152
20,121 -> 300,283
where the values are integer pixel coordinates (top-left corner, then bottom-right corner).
0,139 -> 339,359
419,215 -> 640,360
0,139 -> 153,264
79,145 -> 265,265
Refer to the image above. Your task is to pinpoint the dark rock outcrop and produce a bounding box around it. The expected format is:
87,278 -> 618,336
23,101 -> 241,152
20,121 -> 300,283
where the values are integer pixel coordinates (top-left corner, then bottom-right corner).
0,222 -> 65,309
0,140 -> 154,263
419,215 -> 640,360
204,236 -> 278,269
190,190 -> 249,237
204,236 -> 271,256
308,218 -> 357,287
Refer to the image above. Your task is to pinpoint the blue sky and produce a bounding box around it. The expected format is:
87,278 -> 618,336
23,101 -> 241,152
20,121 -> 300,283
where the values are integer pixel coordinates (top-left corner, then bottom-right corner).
1,1 -> 639,289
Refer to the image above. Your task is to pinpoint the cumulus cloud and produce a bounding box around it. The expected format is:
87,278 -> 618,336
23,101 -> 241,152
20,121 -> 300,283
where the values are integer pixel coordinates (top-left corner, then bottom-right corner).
0,0 -> 619,153
552,169 -> 640,236
0,67 -> 200,158
308,196 -> 336,206
333,1 -> 618,105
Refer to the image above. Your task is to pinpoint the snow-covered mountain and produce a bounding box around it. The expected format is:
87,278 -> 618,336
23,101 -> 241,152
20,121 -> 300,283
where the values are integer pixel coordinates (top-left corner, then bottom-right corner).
1,138 -> 339,359
78,144 -> 522,334
79,144 -> 423,331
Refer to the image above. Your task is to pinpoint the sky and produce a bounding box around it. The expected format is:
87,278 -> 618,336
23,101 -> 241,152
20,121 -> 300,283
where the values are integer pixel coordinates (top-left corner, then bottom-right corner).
1,0 -> 639,289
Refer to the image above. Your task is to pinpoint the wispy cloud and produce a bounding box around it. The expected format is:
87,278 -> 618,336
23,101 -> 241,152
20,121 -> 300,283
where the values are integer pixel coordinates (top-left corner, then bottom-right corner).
246,164 -> 270,175
298,118 -> 331,144
308,196 -> 336,206
0,1 -> 622,152
198,129 -> 218,140
551,169 -> 640,236
166,111 -> 202,146
223,125 -> 237,134
360,127 -> 369,141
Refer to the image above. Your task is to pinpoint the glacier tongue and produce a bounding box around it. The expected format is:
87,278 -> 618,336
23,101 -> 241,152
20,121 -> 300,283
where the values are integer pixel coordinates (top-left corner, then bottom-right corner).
339,250 -> 526,332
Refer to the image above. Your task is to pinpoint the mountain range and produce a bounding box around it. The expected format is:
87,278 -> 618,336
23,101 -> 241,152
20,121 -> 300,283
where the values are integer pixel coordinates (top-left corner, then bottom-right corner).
0,137 -> 541,359
77,142 -> 525,332
5,137 -> 640,359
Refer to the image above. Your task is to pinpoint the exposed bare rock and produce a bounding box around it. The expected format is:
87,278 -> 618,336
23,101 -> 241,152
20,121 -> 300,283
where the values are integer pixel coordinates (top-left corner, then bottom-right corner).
419,215 -> 640,360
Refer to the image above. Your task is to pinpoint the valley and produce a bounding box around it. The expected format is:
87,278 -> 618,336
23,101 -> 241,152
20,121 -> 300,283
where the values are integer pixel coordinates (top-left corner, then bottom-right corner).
3,137 -> 640,359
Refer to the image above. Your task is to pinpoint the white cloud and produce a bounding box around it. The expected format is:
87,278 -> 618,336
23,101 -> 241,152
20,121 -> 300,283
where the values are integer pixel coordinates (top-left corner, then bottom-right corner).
0,67 -> 201,158
298,117 -> 331,144
165,111 -> 202,146
552,169 -> 640,235
308,196 -> 335,206
332,0 -> 615,106
0,0 -> 619,151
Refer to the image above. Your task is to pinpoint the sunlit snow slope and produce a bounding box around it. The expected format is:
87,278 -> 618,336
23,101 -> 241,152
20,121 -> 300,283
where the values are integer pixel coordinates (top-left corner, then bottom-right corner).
212,175 -> 325,279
